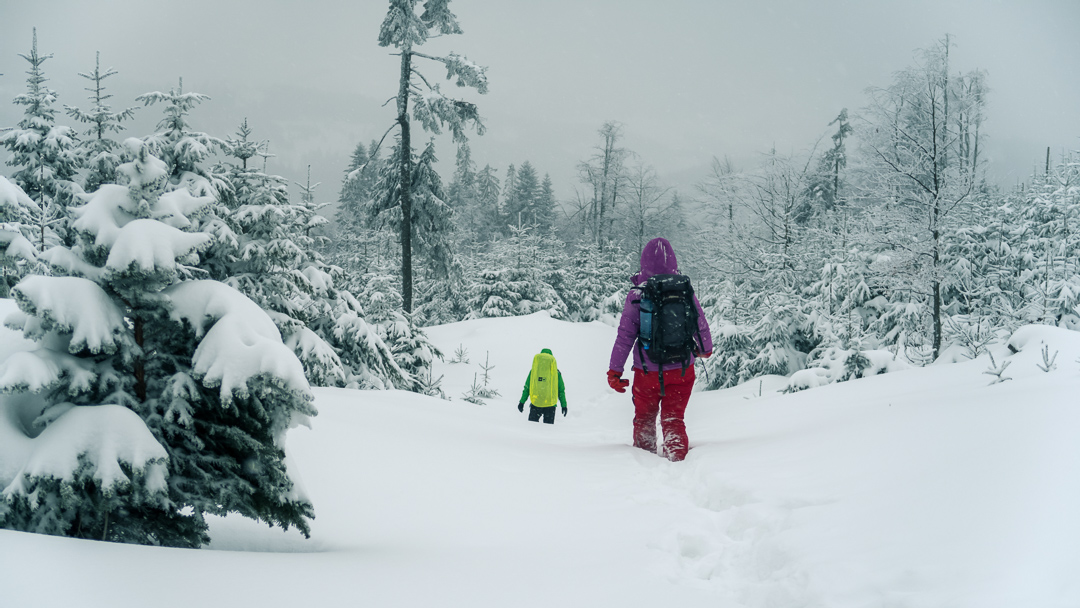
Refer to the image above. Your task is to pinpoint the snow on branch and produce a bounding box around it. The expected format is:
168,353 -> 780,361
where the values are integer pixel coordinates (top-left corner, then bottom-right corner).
10,276 -> 127,354
442,53 -> 488,93
411,86 -> 485,143
104,219 -> 210,279
135,90 -> 210,111
163,280 -> 312,404
0,175 -> 35,215
0,349 -> 96,394
2,405 -> 167,500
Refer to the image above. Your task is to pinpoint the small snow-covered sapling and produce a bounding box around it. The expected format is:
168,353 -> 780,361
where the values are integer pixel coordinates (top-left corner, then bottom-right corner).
418,367 -> 446,399
461,373 -> 485,405
983,352 -> 1012,385
449,344 -> 469,364
1037,344 -> 1058,373
479,351 -> 495,385
744,379 -> 764,400
476,352 -> 500,399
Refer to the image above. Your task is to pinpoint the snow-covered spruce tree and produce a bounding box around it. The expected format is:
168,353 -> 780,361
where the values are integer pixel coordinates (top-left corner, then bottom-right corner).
800,109 -> 852,223
337,140 -> 381,231
473,164 -> 501,236
353,270 -> 442,392
214,122 -> 345,387
566,241 -> 627,322
1,29 -> 81,251
738,288 -> 817,383
504,160 -> 540,227
696,280 -> 755,389
64,52 -> 137,193
368,140 -> 457,282
322,141 -> 393,284
935,187 -> 1022,351
0,177 -> 42,298
414,256 -> 469,325
500,163 -> 517,234
701,321 -> 754,390
357,138 -> 454,385
1007,156 -> 1080,328
446,142 -> 478,238
294,165 -> 331,238
0,140 -> 315,546
502,161 -> 557,232
378,0 -> 488,312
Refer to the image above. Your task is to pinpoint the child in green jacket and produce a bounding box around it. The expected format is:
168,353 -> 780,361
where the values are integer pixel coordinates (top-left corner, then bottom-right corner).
518,348 -> 567,424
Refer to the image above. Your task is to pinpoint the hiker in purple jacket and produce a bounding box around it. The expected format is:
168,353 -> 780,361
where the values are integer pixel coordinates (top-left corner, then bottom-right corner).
607,237 -> 713,461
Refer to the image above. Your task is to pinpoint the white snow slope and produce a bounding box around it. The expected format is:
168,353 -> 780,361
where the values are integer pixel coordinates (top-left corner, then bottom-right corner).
2,305 -> 1079,608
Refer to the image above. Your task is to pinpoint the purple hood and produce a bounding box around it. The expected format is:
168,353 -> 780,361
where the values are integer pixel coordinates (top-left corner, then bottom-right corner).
631,237 -> 679,285
609,238 -> 713,374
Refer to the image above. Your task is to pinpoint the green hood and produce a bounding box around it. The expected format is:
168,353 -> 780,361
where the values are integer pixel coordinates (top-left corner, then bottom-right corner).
541,348 -> 553,355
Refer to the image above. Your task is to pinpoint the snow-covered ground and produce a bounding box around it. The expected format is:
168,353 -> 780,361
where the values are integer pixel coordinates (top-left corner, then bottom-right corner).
2,306 -> 1079,607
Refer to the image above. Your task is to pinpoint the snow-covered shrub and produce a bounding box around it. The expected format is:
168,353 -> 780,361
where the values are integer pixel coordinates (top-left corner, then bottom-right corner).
784,346 -> 910,393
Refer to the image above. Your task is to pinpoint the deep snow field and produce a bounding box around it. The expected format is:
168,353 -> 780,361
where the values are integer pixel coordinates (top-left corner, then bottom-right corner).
2,304 -> 1079,608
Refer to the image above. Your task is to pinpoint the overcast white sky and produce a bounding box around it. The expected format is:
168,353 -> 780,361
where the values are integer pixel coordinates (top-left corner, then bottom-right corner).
2,0 -> 1079,203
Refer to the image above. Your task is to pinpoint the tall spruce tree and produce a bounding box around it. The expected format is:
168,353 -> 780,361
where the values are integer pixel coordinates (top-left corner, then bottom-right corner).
447,143 -> 480,238
500,163 -> 517,233
368,140 -> 456,281
801,109 -> 852,223
536,173 -> 557,230
337,141 -> 380,231
377,0 -> 488,312
506,160 -> 541,227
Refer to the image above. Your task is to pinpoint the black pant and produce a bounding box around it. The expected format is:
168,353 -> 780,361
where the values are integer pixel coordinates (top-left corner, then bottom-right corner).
528,404 -> 556,424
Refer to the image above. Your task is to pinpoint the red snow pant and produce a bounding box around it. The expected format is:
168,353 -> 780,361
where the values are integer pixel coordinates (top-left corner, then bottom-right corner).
631,366 -> 695,462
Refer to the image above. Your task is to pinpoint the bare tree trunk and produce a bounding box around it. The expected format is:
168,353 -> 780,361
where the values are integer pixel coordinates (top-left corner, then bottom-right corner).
397,46 -> 414,313
932,212 -> 942,360
598,138 -> 611,246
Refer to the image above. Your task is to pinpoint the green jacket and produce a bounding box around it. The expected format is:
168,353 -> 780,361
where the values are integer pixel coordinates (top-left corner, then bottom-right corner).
520,370 -> 567,409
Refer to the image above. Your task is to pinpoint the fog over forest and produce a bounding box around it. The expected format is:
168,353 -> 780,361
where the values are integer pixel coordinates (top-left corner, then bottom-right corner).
2,0 -> 1078,204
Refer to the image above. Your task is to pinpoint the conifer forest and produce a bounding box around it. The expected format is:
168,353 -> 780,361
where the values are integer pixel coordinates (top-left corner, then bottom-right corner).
1,2 -> 1078,593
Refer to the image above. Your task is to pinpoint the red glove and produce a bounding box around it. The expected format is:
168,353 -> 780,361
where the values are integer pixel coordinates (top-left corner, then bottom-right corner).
607,370 -> 629,393
698,351 -> 712,358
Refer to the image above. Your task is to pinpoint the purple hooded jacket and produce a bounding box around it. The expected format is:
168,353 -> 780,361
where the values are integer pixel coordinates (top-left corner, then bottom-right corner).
609,237 -> 713,374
